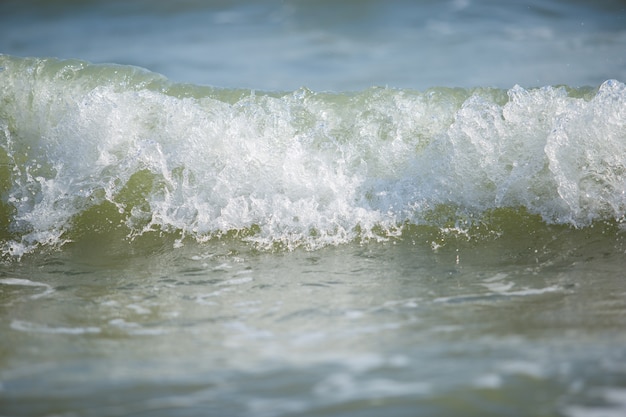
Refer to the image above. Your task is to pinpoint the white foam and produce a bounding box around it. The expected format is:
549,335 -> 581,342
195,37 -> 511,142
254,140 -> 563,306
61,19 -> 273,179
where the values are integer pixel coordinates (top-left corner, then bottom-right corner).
478,272 -> 563,297
565,389 -> 626,417
2,56 -> 626,254
108,318 -> 166,336
473,373 -> 503,389
0,278 -> 54,299
498,360 -> 545,378
314,372 -> 430,401
218,277 -> 253,286
126,303 -> 151,315
10,319 -> 101,335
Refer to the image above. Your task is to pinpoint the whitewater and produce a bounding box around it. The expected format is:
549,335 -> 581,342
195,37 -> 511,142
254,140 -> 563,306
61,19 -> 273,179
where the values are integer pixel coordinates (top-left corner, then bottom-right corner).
2,55 -> 625,258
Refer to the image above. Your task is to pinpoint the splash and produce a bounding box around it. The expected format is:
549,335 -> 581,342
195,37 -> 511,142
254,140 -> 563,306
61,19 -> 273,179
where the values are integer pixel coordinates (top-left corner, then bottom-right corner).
1,55 -> 625,256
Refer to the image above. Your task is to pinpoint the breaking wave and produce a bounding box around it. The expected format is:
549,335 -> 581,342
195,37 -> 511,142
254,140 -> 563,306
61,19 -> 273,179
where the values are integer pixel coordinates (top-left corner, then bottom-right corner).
1,55 -> 625,257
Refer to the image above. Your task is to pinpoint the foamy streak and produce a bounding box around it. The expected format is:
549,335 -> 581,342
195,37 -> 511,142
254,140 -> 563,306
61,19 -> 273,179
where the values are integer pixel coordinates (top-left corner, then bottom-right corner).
0,278 -> 54,298
1,56 -> 625,254
10,320 -> 101,335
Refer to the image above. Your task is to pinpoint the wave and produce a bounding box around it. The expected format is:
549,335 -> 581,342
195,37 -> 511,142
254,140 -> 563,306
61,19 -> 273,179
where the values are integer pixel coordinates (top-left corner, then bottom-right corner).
1,55 -> 625,257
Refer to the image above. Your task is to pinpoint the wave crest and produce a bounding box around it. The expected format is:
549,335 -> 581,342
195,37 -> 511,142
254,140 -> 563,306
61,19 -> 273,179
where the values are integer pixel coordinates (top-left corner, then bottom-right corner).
1,56 -> 625,256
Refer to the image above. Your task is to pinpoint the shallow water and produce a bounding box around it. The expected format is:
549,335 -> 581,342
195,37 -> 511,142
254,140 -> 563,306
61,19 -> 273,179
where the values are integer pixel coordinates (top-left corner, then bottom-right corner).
2,221 -> 626,416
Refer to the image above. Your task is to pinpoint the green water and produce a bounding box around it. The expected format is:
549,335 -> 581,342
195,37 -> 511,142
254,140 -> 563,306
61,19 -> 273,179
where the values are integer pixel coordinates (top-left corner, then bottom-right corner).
2,219 -> 626,417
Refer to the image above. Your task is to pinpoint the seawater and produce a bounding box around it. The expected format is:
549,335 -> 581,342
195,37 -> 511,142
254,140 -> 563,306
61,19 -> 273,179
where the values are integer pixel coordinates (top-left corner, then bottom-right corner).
1,1 -> 626,416
1,0 -> 626,90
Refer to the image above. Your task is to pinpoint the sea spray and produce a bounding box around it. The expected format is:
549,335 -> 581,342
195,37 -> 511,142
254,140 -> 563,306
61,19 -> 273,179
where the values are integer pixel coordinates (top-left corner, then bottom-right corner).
1,55 -> 625,256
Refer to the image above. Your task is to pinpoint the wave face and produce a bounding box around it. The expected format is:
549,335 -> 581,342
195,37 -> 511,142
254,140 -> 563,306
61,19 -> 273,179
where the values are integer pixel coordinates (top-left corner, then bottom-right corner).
1,55 -> 625,256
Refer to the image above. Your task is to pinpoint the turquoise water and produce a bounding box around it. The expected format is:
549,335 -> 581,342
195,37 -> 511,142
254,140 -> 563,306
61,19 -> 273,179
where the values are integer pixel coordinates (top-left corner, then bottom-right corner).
2,0 -> 625,90
2,1 -> 626,416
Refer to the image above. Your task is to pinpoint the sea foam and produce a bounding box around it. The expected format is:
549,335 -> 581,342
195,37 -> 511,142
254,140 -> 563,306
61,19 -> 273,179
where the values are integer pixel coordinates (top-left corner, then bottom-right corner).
1,56 -> 625,256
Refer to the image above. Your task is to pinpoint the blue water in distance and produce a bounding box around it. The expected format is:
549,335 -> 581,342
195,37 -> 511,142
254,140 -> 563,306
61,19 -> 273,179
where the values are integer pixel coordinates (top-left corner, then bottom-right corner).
1,0 -> 625,91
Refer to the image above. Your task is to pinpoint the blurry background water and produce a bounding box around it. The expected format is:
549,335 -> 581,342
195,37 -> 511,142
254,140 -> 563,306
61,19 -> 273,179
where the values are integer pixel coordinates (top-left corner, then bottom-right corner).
1,0 -> 625,91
